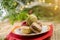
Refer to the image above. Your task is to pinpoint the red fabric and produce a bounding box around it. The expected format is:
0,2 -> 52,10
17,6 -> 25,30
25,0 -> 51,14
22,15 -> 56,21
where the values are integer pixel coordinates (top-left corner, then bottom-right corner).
6,25 -> 53,40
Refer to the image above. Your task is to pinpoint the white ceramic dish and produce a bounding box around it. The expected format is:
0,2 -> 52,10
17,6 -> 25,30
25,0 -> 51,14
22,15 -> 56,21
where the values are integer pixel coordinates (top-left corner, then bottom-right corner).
13,25 -> 50,36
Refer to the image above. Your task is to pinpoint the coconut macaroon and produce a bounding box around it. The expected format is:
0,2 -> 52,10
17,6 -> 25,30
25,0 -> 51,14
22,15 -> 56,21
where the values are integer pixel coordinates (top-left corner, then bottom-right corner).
20,26 -> 31,34
30,22 -> 42,33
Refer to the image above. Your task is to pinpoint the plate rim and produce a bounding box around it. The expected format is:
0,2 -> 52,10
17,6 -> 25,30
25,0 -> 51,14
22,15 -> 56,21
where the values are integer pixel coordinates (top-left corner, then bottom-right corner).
12,25 -> 50,36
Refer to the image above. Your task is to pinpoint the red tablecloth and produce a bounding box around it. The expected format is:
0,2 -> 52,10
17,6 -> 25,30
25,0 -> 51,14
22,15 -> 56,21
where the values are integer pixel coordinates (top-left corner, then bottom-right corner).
6,25 -> 53,40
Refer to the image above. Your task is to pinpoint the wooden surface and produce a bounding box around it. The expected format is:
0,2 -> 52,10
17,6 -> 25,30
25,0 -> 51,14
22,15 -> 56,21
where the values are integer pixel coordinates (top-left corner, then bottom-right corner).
0,21 -> 60,40
51,23 -> 60,40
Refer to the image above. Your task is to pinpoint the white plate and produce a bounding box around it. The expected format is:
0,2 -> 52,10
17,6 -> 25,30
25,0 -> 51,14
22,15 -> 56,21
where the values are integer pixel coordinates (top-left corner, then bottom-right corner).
13,25 -> 50,36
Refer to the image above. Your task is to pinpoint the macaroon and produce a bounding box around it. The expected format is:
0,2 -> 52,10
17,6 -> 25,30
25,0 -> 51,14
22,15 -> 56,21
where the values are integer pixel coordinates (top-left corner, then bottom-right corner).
20,26 -> 31,34
30,22 -> 42,33
26,14 -> 38,25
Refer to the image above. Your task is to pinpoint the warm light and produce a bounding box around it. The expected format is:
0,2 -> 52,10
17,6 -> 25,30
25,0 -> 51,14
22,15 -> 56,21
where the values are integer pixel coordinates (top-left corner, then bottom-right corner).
25,5 -> 28,8
27,3 -> 30,5
38,0 -> 45,3
42,0 -> 45,3
22,6 -> 25,8
20,6 -> 24,10
20,8 -> 23,10
38,0 -> 41,2
49,3 -> 52,5
54,5 -> 58,10
30,2 -> 33,4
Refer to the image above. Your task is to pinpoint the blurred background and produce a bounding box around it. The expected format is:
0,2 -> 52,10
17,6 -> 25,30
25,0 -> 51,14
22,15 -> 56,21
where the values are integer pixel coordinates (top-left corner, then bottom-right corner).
0,0 -> 60,40
0,0 -> 60,23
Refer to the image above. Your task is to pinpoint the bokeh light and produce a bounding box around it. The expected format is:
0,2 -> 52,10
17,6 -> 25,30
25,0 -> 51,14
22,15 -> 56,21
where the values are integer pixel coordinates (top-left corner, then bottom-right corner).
54,5 -> 58,10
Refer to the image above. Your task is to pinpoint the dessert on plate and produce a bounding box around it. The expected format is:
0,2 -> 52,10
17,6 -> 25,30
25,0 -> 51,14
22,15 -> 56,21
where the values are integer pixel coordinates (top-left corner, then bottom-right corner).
13,14 -> 49,36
